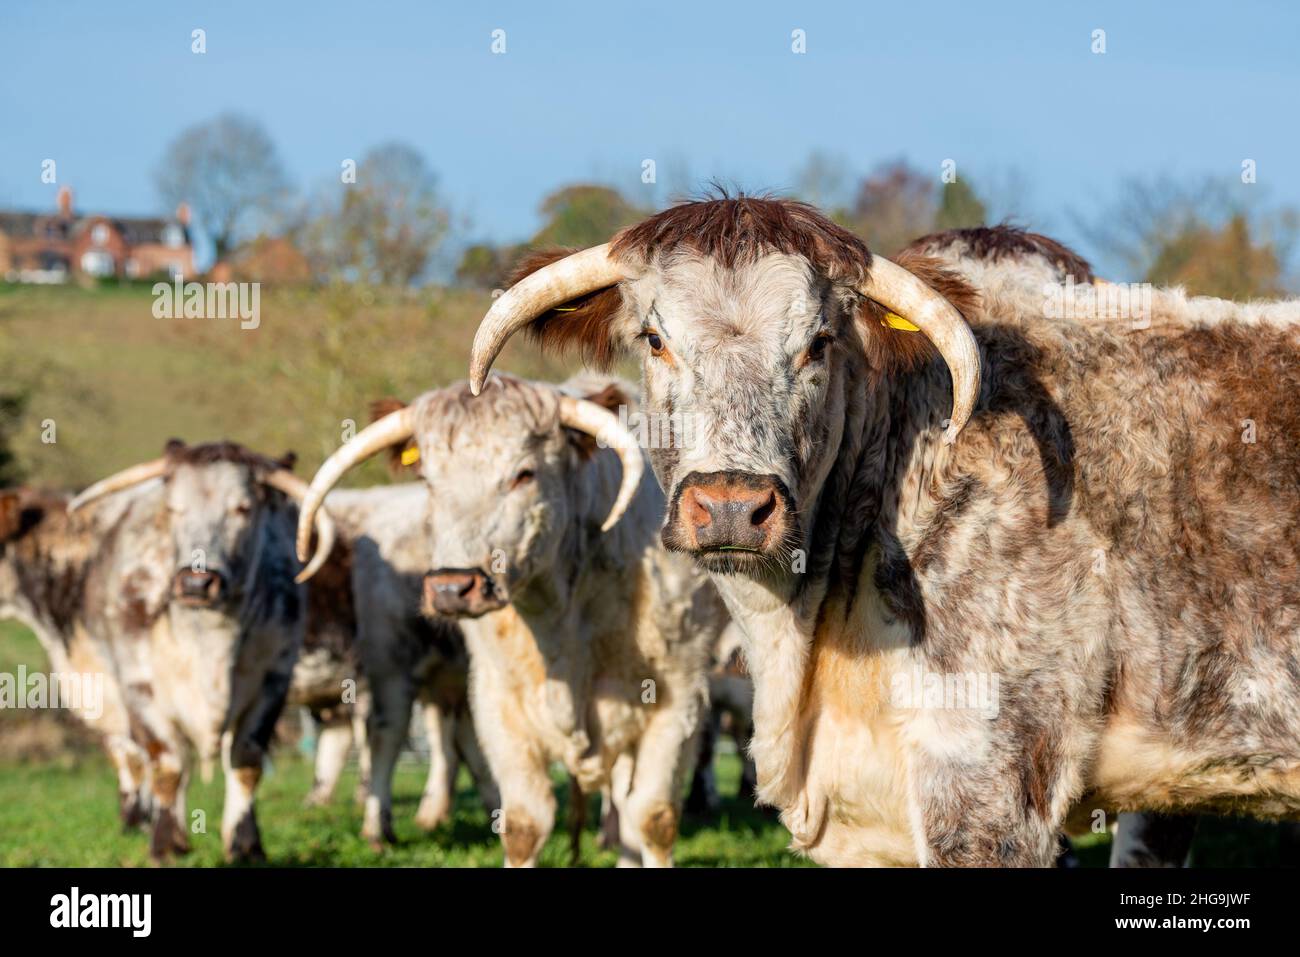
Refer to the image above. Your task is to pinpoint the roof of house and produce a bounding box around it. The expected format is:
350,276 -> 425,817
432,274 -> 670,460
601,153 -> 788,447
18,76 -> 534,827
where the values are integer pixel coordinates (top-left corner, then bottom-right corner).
0,210 -> 189,246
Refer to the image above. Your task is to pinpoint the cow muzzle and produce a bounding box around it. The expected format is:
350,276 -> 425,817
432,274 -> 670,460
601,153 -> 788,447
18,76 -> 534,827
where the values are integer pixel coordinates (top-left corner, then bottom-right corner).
664,471 -> 792,562
422,569 -> 506,618
172,569 -> 226,606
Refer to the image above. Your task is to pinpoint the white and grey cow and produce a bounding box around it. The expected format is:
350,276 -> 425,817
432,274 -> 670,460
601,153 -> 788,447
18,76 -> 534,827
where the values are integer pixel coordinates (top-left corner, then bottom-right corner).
297,374 -> 729,866
464,195 -> 1300,867
290,481 -> 497,844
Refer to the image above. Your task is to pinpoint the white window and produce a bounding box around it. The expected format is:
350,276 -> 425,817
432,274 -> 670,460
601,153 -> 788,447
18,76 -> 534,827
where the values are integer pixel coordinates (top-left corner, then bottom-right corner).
80,250 -> 115,276
91,223 -> 110,246
162,224 -> 184,248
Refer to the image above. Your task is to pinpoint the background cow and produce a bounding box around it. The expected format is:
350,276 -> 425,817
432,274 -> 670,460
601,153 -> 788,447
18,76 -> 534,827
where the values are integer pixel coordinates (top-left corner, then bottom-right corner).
0,486 -> 154,828
296,374 -> 729,866
290,481 -> 498,844
66,439 -> 334,861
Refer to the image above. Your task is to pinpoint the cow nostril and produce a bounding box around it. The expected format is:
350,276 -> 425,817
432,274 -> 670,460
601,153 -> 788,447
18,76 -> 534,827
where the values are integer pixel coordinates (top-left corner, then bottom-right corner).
750,492 -> 777,527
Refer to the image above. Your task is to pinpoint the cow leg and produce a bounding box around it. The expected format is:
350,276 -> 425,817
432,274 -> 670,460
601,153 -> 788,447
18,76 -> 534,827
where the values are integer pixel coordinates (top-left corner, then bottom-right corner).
624,705 -> 696,868
606,753 -> 636,864
363,674 -> 414,846
305,714 -> 353,807
107,735 -> 152,830
352,691 -> 371,806
147,745 -> 191,860
684,706 -> 720,816
221,665 -> 291,863
911,742 -> 1066,867
221,730 -> 266,863
596,783 -> 621,851
453,708 -> 500,813
1110,812 -> 1198,868
414,701 -> 457,830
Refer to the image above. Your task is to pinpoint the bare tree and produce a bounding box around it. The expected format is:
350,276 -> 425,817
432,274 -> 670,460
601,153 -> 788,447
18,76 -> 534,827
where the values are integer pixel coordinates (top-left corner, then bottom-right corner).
154,113 -> 291,261
304,143 -> 449,286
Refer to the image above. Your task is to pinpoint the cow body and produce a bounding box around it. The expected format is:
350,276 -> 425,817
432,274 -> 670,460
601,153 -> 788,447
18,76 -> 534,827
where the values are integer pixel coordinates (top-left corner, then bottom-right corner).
469,196 -> 1300,866
412,376 -> 728,866
298,375 -> 728,866
0,487 -> 153,826
295,483 -> 496,842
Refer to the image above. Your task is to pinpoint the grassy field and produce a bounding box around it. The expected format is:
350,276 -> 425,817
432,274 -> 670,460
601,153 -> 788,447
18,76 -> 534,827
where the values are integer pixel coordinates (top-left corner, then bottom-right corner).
4,612 -> 1297,867
0,621 -> 804,867
0,281 -> 580,490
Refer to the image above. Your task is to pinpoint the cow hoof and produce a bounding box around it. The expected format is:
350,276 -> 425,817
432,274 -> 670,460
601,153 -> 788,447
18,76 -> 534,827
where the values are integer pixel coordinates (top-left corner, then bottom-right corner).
414,798 -> 450,832
149,809 -> 191,861
120,793 -> 150,832
226,813 -> 265,864
303,789 -> 332,809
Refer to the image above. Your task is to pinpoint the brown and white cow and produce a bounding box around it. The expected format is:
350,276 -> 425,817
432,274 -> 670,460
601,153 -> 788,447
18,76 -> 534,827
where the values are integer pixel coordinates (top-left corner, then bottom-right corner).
296,375 -> 729,866
0,486 -> 153,828
462,195 -> 1300,867
63,439 -> 334,861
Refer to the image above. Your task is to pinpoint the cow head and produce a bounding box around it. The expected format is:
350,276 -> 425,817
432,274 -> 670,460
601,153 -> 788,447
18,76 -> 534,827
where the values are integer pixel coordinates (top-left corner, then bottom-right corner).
71,440 -> 334,607
293,377 -> 643,620
70,442 -> 335,605
69,441 -> 333,757
462,196 -> 982,584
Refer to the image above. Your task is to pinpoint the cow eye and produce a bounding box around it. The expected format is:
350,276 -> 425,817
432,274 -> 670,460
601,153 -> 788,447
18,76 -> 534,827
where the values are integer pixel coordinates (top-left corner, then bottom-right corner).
234,502 -> 252,516
510,469 -> 535,490
806,334 -> 833,363
644,332 -> 665,356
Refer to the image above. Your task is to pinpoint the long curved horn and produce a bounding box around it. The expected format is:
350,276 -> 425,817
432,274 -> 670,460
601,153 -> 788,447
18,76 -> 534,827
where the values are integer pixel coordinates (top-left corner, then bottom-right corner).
859,256 -> 982,442
294,406 -> 416,577
469,244 -> 631,395
557,395 -> 644,532
68,458 -> 168,512
262,469 -> 338,585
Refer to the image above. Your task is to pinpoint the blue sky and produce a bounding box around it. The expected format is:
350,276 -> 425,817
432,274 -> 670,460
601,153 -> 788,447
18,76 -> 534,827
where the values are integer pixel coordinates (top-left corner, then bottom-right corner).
2,0 -> 1297,272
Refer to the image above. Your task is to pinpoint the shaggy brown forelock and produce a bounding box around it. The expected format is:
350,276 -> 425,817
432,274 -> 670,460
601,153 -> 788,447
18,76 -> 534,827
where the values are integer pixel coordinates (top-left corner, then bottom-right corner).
162,439 -> 295,474
904,225 -> 1095,283
511,195 -> 981,376
610,195 -> 872,282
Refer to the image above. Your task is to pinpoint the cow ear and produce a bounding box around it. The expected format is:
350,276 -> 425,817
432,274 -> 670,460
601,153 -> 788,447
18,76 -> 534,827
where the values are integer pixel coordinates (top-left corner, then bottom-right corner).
369,398 -> 420,476
0,492 -> 24,542
276,451 -> 298,472
510,248 -> 634,370
581,382 -> 630,415
163,438 -> 186,458
856,250 -> 980,375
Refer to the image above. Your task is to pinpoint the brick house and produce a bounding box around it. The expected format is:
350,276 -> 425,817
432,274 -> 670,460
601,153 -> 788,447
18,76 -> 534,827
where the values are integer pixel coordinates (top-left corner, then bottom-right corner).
0,186 -> 195,283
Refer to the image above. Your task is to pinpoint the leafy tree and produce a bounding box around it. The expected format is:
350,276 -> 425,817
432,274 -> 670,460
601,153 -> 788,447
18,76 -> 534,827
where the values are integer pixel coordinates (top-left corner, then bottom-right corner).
304,143 -> 450,286
531,185 -> 647,249
934,179 -> 987,231
154,113 -> 291,260
1147,214 -> 1283,300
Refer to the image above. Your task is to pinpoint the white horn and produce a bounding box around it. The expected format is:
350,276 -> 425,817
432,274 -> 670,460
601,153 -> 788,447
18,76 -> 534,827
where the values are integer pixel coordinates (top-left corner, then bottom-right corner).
295,406 -> 416,577
859,256 -> 982,442
68,458 -> 168,512
263,469 -> 338,585
469,244 -> 631,395
557,394 -> 644,532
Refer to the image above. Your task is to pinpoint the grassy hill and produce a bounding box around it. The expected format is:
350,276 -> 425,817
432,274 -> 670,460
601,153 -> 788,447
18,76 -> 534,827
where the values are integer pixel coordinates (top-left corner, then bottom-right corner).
0,281 -> 580,490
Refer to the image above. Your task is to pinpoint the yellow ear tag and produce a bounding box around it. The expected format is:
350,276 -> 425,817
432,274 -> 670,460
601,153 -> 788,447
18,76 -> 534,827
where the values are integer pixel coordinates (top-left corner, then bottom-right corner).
400,446 -> 420,466
883,311 -> 920,332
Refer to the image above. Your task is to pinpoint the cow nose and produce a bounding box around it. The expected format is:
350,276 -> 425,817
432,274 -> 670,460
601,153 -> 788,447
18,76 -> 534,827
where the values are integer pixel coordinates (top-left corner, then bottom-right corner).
422,569 -> 502,618
672,472 -> 789,553
173,570 -> 225,603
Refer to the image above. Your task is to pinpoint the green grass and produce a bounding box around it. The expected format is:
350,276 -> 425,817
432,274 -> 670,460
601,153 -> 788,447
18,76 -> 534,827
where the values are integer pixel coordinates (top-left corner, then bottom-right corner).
0,617 -> 1292,866
0,750 -> 810,868
0,282 -> 583,490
